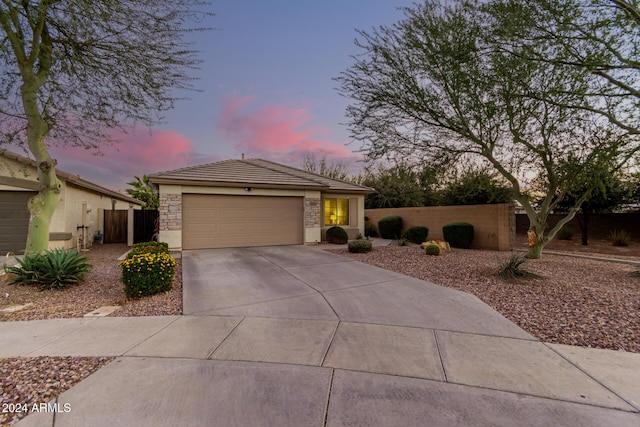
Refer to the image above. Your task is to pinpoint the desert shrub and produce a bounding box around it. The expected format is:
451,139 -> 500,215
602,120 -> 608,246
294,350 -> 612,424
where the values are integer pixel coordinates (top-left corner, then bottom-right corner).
120,252 -> 176,298
364,221 -> 379,238
127,241 -> 169,258
424,243 -> 441,256
497,254 -> 541,281
132,241 -> 168,251
402,226 -> 429,244
378,215 -> 403,239
348,240 -> 373,253
556,226 -> 574,241
442,222 -> 474,249
4,248 -> 91,290
609,229 -> 631,247
397,238 -> 409,246
326,226 -> 348,244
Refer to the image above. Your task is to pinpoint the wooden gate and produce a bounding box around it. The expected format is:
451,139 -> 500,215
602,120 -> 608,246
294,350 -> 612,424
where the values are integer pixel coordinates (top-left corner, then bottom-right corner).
134,210 -> 159,243
104,210 -> 127,243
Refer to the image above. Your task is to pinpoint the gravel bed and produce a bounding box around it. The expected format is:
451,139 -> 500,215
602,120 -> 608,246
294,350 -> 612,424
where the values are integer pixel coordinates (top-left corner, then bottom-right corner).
1,242 -> 638,425
333,245 -> 640,353
0,356 -> 113,426
0,244 -> 180,426
0,244 -> 182,321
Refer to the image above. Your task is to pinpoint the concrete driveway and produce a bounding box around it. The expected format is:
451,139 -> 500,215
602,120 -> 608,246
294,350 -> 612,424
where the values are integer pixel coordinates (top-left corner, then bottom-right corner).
8,245 -> 640,426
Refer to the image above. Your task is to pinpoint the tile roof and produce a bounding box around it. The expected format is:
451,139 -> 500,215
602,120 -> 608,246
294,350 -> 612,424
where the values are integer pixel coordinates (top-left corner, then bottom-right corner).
150,158 -> 374,194
0,149 -> 143,205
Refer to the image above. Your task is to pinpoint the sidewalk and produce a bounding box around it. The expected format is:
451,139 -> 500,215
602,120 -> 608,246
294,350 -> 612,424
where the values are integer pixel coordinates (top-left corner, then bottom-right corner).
0,315 -> 638,426
2,244 -> 639,426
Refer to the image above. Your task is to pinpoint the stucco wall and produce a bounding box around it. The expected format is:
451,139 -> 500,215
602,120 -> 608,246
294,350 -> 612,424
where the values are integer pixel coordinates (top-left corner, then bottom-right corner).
157,185 -> 367,249
53,182 -> 139,249
0,154 -> 140,250
365,204 -> 515,251
321,194 -> 366,240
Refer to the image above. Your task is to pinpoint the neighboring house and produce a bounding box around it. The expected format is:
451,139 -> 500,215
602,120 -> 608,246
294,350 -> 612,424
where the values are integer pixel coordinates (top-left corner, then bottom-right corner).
0,149 -> 143,254
150,158 -> 375,250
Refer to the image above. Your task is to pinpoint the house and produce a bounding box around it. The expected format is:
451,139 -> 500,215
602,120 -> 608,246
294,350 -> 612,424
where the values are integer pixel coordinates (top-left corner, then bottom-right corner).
150,158 -> 375,250
0,149 -> 143,254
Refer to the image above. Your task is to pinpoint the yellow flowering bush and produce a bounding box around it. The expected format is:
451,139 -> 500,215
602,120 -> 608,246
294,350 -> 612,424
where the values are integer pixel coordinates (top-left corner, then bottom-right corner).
120,251 -> 176,298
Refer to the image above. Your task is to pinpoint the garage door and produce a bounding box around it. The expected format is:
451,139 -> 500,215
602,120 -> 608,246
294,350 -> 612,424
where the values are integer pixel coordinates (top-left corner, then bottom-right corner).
182,194 -> 304,249
0,191 -> 34,255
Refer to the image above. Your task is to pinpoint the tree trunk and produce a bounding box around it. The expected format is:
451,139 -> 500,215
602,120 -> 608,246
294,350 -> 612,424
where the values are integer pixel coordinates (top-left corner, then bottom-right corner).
527,241 -> 544,259
22,83 -> 62,253
581,212 -> 590,246
526,228 -> 545,259
26,184 -> 60,253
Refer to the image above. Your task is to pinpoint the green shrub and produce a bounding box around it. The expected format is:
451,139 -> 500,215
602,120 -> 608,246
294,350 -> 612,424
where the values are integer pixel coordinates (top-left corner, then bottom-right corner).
326,226 -> 348,244
364,221 -> 379,238
402,226 -> 429,244
424,243 -> 441,256
378,215 -> 403,239
497,254 -> 541,281
4,248 -> 91,290
120,252 -> 176,298
609,229 -> 631,247
555,226 -> 574,241
128,241 -> 169,259
442,222 -> 474,249
348,239 -> 373,253
397,238 -> 410,246
132,241 -> 168,251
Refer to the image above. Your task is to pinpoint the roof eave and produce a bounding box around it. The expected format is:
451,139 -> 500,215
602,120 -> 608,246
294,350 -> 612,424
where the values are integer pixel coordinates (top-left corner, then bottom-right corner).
150,177 -> 330,191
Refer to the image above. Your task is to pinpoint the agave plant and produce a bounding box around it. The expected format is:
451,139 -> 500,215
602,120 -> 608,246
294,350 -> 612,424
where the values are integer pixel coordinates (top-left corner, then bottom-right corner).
5,248 -> 91,290
497,254 -> 541,282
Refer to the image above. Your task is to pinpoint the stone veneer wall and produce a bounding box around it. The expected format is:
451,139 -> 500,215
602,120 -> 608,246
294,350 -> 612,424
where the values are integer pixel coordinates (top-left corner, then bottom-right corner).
304,198 -> 321,228
159,193 -> 182,231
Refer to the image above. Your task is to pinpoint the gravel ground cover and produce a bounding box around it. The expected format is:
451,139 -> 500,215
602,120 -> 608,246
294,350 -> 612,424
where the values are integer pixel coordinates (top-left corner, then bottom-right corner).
0,244 -> 182,321
0,244 -> 181,425
1,241 -> 639,425
0,356 -> 113,426
333,245 -> 640,353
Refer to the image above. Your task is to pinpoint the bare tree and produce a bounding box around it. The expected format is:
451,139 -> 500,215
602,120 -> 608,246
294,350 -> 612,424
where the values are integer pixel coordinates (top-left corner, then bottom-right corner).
302,154 -> 350,181
0,0 -> 210,252
336,0 -> 640,258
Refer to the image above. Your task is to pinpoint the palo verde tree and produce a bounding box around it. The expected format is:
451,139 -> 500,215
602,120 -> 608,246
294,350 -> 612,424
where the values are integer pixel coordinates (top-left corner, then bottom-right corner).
553,165 -> 633,245
493,0 -> 640,135
337,0 -> 640,258
0,1 -> 209,253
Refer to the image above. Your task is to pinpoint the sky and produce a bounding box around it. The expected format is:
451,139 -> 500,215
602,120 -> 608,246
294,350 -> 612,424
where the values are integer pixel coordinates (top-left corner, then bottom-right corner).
42,0 -> 414,190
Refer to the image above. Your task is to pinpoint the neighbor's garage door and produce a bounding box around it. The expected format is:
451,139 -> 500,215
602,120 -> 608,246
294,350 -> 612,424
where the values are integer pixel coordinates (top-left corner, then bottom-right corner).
182,194 -> 304,249
0,191 -> 34,255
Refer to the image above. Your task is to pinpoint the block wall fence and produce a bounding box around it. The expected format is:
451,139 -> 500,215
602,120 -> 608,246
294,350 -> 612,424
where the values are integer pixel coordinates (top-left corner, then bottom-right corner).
365,204 -> 515,251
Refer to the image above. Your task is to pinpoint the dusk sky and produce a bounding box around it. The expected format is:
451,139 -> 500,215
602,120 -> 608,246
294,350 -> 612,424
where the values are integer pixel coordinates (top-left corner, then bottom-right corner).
45,0 -> 414,190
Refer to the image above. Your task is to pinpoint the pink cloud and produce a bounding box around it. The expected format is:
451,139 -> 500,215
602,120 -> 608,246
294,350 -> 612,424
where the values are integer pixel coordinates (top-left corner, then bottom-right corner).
50,129 -> 195,177
216,94 -> 359,164
45,129 -> 223,190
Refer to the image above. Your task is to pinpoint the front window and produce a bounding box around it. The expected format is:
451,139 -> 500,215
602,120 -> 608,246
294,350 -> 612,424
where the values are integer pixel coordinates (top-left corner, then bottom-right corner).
324,198 -> 349,226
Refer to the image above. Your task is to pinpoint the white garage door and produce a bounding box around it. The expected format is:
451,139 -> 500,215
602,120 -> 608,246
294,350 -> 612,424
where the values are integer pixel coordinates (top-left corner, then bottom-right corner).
182,194 -> 304,249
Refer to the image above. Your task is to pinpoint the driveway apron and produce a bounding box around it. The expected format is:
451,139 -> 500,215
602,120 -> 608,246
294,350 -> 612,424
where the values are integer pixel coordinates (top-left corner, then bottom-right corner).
9,245 -> 640,426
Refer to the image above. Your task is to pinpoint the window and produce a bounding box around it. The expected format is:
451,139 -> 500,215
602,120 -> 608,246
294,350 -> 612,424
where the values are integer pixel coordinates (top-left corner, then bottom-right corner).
324,198 -> 349,226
